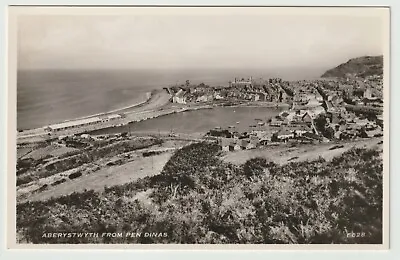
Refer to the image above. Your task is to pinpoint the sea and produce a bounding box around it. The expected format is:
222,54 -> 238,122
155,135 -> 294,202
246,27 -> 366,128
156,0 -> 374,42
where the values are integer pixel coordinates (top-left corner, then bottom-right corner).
17,68 -> 323,130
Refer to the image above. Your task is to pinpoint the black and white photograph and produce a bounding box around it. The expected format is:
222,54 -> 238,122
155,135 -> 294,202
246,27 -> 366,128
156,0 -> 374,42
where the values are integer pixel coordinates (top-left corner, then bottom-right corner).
9,6 -> 389,247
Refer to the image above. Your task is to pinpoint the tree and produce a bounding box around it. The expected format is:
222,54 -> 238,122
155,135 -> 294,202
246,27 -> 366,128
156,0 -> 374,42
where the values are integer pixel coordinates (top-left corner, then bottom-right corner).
314,114 -> 328,135
242,157 -> 271,179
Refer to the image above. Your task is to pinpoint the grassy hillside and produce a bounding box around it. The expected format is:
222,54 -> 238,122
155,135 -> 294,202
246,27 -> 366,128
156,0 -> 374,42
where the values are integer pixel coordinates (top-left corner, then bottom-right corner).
321,56 -> 383,78
17,142 -> 383,244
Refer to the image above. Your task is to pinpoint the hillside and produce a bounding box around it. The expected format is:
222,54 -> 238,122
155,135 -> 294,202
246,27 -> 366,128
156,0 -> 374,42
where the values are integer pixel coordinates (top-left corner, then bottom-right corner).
321,55 -> 383,78
17,142 -> 383,244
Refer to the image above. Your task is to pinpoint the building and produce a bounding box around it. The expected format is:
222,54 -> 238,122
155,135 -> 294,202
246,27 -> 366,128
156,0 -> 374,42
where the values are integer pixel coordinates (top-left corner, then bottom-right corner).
364,88 -> 372,99
240,139 -> 251,150
361,128 -> 383,138
251,94 -> 260,102
249,136 -> 259,147
172,89 -> 187,104
229,141 -> 241,151
229,77 -> 253,88
196,95 -> 208,103
301,112 -> 313,125
326,112 -> 340,124
272,129 -> 295,142
220,138 -> 231,152
334,130 -> 342,140
292,125 -> 311,137
100,114 -> 122,122
45,117 -> 103,132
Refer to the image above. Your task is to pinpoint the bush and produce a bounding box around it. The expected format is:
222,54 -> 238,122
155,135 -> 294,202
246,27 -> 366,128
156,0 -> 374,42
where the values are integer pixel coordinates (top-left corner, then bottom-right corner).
68,172 -> 82,180
16,146 -> 383,244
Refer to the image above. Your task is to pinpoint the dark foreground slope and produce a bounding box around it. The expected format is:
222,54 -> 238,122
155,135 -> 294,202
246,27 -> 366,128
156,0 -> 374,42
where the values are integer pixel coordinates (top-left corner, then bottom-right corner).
17,142 -> 383,244
322,55 -> 383,78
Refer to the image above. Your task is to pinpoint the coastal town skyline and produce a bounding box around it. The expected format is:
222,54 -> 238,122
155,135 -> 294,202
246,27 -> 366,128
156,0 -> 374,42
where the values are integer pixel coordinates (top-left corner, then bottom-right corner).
18,8 -> 384,71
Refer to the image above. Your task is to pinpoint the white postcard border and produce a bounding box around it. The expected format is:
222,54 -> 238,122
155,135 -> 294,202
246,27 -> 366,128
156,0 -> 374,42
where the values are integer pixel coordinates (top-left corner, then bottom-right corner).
0,0 -> 398,259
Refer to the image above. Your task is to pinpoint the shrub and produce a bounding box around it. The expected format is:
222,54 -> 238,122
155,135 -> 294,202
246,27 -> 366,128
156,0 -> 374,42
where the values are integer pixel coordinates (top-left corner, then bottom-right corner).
16,146 -> 383,244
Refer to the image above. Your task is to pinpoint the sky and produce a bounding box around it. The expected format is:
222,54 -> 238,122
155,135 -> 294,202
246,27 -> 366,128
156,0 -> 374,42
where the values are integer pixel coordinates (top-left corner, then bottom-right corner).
16,8 -> 387,71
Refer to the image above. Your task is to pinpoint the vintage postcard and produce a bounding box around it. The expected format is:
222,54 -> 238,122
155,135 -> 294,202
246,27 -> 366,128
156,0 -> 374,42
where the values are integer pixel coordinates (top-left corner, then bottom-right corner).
7,6 -> 390,249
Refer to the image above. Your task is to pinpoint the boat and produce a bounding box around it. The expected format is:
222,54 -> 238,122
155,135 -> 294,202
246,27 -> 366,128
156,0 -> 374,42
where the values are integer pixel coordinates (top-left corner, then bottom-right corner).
236,121 -> 240,124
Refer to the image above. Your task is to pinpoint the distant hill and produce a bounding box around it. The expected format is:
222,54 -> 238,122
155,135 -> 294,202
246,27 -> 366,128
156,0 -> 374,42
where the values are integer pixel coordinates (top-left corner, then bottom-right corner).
321,55 -> 383,78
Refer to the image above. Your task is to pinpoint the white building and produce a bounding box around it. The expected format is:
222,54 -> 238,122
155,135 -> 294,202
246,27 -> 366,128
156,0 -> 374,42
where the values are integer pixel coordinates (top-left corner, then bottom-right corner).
45,117 -> 102,132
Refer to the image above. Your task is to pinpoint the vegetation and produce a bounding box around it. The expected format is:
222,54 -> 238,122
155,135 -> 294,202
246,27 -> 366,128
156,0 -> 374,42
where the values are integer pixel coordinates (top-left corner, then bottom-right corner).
16,137 -> 162,186
17,143 -> 382,244
321,55 -> 383,79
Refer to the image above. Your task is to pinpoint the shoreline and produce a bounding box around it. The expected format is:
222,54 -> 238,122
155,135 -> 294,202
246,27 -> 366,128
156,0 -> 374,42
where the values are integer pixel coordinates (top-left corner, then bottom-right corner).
18,91 -> 154,130
68,91 -> 153,122
17,98 -> 287,144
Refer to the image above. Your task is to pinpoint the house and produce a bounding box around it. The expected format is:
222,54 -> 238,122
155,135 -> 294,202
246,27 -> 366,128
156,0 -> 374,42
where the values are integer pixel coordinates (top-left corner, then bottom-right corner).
172,89 -> 187,104
249,136 -> 259,148
273,129 -> 295,142
259,133 -> 273,145
334,130 -> 342,140
214,93 -> 224,100
220,138 -> 231,152
229,141 -> 241,151
354,118 -> 370,126
364,88 -> 372,99
361,128 -> 383,138
80,134 -> 91,139
302,112 -> 313,124
58,135 -> 68,141
251,94 -> 260,102
306,98 -> 320,107
292,125 -> 311,137
196,95 -> 208,103
326,112 -> 340,124
250,130 -> 267,138
280,111 -> 296,121
240,139 -> 254,150
341,129 -> 358,139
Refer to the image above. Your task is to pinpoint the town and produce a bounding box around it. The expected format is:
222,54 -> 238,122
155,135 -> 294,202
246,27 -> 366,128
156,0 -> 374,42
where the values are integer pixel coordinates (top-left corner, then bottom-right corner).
165,73 -> 383,152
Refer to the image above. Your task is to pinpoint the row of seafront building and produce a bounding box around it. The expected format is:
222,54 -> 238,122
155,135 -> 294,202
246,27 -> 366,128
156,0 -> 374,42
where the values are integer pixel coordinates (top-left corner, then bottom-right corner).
44,114 -> 123,132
